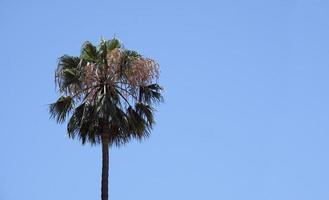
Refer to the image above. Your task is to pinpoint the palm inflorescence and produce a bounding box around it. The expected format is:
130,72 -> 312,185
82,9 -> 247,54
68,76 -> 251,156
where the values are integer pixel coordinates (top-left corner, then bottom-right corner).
49,38 -> 163,146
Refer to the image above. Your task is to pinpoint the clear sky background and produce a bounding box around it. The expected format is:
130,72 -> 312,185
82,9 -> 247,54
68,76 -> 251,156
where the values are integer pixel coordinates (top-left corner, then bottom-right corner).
1,0 -> 329,199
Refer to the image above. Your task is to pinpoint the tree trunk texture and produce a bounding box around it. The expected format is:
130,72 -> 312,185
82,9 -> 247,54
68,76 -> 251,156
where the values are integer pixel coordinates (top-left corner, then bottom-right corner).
101,134 -> 110,200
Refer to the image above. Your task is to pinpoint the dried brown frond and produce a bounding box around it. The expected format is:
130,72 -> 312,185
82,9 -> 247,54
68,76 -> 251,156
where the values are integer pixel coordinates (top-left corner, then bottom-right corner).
106,48 -> 124,82
125,57 -> 159,87
84,62 -> 99,87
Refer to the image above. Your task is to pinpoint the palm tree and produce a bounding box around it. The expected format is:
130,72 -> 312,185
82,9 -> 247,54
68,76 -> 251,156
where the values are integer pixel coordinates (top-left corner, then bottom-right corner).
49,38 -> 163,200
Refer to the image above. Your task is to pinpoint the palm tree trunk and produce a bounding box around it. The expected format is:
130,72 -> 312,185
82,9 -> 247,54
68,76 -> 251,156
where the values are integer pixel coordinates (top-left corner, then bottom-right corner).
101,134 -> 110,200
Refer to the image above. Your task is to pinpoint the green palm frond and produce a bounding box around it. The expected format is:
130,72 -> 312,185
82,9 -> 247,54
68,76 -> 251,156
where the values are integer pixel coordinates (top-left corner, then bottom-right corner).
49,96 -> 74,123
81,41 -> 97,62
120,50 -> 141,73
67,103 -> 84,138
97,39 -> 108,66
106,38 -> 121,51
123,50 -> 140,58
67,102 -> 101,145
58,55 -> 80,70
79,103 -> 100,144
139,84 -> 163,104
127,106 -> 149,140
56,55 -> 82,93
135,103 -> 154,126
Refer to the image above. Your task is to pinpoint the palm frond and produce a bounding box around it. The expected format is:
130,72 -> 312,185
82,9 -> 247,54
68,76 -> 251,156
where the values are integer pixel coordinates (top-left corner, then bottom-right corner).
135,103 -> 154,126
106,38 -> 121,51
81,41 -> 97,62
139,84 -> 163,104
127,106 -> 149,140
49,96 -> 74,123
97,39 -> 109,67
67,102 -> 101,145
118,50 -> 141,76
123,50 -> 140,58
56,55 -> 82,93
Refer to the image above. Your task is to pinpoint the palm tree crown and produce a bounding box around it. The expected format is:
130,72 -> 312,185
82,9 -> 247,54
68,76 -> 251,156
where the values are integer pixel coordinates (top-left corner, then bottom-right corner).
49,38 -> 163,146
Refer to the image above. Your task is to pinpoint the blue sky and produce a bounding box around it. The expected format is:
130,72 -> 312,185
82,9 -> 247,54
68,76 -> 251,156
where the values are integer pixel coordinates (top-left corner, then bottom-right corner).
1,0 -> 329,199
